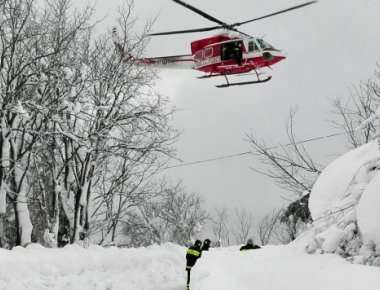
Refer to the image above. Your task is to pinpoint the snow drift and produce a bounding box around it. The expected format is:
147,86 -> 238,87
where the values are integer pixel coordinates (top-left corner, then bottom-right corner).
0,243 -> 184,290
298,140 -> 380,266
0,243 -> 380,290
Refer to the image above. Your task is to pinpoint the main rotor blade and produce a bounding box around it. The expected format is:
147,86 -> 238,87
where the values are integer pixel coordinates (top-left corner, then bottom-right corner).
232,1 -> 317,27
147,25 -> 223,36
172,0 -> 228,27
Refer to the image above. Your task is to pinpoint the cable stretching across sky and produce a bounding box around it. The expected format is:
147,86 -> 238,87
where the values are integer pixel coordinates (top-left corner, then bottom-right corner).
163,131 -> 347,170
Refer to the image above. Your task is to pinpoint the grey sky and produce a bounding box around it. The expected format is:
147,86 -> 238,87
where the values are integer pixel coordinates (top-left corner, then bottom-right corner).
93,0 -> 380,217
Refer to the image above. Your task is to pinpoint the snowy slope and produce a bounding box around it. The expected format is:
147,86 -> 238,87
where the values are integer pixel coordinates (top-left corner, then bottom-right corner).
0,243 -> 379,290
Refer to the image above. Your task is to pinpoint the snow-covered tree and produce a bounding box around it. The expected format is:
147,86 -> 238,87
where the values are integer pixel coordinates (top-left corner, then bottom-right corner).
120,181 -> 207,247
0,0 -> 91,246
0,0 -> 178,247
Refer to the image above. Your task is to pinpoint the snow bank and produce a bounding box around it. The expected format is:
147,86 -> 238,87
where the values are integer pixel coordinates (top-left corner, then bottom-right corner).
1,244 -> 380,290
0,243 -> 185,290
298,140 -> 380,264
357,170 -> 380,249
309,141 -> 380,220
196,246 -> 380,290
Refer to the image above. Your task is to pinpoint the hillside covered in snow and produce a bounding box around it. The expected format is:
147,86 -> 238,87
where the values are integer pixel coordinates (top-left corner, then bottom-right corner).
2,140 -> 380,290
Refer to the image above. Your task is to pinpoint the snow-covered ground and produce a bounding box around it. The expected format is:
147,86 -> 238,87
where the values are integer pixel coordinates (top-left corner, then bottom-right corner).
1,243 -> 379,290
2,139 -> 380,290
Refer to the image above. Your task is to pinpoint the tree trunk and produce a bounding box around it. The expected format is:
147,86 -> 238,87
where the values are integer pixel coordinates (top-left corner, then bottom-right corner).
0,118 -> 9,246
0,214 -> 5,247
16,189 -> 33,246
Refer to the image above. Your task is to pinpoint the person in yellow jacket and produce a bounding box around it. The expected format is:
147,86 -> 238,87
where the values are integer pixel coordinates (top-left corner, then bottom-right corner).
185,240 -> 202,289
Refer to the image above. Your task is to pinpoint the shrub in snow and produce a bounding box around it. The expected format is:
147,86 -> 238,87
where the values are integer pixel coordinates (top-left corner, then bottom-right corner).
297,140 -> 380,266
43,229 -> 57,248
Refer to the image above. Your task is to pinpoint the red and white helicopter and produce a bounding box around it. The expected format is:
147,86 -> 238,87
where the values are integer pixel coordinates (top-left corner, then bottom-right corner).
113,0 -> 317,88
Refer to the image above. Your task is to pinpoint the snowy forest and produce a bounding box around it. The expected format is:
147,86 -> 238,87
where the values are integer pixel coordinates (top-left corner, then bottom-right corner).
1,0 -> 380,289
0,0 -> 195,247
0,0 -> 314,250
1,0 -> 380,266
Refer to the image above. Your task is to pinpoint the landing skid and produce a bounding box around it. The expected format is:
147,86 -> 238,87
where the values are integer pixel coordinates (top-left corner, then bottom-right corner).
216,76 -> 272,88
197,72 -> 272,88
197,74 -> 220,79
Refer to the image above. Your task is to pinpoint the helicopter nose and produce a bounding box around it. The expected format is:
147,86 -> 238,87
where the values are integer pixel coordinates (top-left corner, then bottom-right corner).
263,50 -> 286,65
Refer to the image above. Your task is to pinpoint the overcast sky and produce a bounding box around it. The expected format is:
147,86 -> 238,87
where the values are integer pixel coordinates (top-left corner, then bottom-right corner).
91,0 -> 380,217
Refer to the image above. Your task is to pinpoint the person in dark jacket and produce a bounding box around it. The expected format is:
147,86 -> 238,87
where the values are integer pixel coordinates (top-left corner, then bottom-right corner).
232,42 -> 243,66
201,238 -> 211,251
186,240 -> 202,289
240,238 -> 261,251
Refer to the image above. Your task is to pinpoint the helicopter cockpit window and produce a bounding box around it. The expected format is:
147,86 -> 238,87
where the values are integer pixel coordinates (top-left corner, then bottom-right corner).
256,38 -> 275,50
248,41 -> 259,52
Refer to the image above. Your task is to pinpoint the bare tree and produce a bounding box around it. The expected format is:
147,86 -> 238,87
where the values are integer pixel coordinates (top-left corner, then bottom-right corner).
246,109 -> 322,200
245,110 -> 323,245
120,181 -> 208,246
331,80 -> 380,148
256,209 -> 283,245
246,78 -> 380,245
233,208 -> 255,245
91,159 -> 159,244
211,208 -> 231,247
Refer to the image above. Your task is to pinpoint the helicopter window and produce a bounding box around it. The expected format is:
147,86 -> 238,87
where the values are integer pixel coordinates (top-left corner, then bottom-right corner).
257,38 -> 274,50
195,50 -> 203,60
221,41 -> 243,62
248,41 -> 259,52
205,47 -> 213,58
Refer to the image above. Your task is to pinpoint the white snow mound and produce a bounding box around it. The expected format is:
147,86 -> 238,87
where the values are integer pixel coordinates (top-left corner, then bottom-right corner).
298,140 -> 380,263
357,170 -> 380,248
309,141 -> 380,220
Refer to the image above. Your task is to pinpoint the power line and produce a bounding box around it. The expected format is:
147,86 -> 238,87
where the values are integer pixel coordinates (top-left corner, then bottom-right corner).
163,131 -> 347,170
163,151 -> 252,170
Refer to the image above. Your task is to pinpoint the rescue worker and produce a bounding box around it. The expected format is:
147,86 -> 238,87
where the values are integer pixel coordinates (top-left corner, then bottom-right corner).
201,238 -> 211,251
232,42 -> 243,66
186,240 -> 202,289
240,238 -> 261,251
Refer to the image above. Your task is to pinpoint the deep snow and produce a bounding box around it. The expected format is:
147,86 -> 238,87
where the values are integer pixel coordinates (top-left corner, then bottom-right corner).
302,140 -> 380,260
0,243 -> 379,290
3,124 -> 380,290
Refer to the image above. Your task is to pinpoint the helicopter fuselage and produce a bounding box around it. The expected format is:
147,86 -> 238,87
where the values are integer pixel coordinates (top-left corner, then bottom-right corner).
191,33 -> 285,75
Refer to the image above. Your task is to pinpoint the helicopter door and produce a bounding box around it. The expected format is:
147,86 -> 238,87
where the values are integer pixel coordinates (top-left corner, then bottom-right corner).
221,41 -> 243,65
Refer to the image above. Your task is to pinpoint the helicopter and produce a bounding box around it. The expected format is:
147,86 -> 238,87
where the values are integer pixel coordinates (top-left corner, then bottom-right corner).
113,0 -> 317,88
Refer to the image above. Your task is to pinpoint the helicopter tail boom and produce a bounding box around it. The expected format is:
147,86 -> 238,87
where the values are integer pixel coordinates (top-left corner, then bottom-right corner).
112,27 -> 194,69
139,54 -> 194,69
